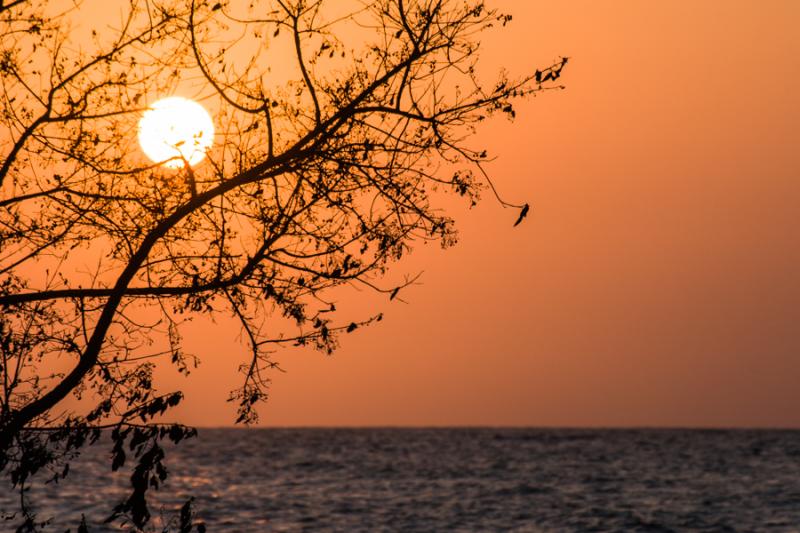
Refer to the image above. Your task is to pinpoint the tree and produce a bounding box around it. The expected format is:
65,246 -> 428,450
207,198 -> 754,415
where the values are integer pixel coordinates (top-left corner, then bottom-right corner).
0,0 -> 566,529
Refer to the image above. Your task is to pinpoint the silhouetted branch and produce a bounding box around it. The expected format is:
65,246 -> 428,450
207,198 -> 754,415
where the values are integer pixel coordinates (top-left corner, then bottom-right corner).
0,1 -> 566,528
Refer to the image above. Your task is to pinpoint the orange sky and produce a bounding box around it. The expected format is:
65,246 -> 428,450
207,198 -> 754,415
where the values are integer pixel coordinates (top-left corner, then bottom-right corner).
147,1 -> 800,428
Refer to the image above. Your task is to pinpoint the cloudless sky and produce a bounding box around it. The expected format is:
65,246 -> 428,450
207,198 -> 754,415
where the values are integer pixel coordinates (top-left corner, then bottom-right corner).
159,1 -> 800,428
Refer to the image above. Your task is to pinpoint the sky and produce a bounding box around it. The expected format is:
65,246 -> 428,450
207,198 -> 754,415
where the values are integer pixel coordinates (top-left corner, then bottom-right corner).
149,1 -> 800,428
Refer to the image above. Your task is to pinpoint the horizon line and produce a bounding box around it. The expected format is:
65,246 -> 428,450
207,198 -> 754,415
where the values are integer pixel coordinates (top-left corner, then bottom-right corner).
185,424 -> 800,431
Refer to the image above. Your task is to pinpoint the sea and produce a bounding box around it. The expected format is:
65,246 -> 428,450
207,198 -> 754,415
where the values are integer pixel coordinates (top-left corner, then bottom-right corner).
3,428 -> 800,532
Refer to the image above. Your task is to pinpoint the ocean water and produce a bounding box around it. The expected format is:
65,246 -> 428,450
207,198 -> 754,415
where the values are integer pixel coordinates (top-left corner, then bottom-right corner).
3,428 -> 800,531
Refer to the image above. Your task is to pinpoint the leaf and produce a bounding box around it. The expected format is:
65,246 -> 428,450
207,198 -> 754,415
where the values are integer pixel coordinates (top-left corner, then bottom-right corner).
111,447 -> 126,471
513,203 -> 530,227
179,497 -> 195,533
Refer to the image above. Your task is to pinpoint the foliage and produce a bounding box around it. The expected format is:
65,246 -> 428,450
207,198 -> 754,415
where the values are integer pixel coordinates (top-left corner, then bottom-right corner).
0,0 -> 566,529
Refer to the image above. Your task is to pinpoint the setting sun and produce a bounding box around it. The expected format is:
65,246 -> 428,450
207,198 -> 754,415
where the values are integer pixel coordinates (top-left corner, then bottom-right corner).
138,96 -> 214,168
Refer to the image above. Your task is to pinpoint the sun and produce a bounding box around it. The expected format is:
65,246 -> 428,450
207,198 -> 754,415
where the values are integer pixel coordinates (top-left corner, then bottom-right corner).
138,97 -> 214,169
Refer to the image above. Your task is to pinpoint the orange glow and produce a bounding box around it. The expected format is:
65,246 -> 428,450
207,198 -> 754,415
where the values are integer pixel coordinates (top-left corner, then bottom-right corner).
74,1 -> 800,428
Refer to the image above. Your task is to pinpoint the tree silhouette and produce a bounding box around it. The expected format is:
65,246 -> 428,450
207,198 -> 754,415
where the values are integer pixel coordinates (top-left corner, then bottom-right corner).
0,0 -> 566,529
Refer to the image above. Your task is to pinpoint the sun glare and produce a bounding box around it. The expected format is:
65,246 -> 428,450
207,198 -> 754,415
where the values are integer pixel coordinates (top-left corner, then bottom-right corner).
138,97 -> 214,169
